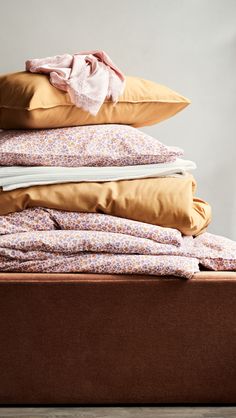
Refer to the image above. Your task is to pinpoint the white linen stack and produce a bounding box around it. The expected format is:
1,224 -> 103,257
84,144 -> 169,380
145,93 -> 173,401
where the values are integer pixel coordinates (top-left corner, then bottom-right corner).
0,159 -> 196,191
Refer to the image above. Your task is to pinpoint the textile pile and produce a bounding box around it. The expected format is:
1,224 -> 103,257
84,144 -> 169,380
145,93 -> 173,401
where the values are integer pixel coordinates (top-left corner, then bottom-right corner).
0,50 -> 235,278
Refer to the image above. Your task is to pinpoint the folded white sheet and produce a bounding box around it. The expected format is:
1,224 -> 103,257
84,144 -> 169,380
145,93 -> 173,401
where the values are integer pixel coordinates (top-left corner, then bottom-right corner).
0,159 -> 196,191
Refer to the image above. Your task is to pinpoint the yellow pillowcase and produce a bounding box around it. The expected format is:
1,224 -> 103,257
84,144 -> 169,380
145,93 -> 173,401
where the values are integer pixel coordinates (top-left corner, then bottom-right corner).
0,71 -> 190,129
0,175 -> 211,236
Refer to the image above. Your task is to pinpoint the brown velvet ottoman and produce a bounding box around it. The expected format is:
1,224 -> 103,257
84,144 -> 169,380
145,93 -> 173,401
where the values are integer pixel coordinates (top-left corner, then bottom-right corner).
0,271 -> 236,404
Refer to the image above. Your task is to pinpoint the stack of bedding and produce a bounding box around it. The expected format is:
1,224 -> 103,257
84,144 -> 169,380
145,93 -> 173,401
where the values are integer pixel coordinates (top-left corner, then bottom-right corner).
0,51 -> 235,278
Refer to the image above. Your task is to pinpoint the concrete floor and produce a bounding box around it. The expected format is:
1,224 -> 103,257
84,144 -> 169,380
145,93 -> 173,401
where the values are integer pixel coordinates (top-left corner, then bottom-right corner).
0,406 -> 236,418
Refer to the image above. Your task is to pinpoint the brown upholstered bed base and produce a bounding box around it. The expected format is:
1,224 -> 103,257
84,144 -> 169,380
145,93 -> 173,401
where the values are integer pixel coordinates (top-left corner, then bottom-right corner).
0,271 -> 236,404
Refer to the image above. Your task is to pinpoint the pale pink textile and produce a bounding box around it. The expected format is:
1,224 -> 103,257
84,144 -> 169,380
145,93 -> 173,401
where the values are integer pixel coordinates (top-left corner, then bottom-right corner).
0,253 -> 199,279
25,50 -> 125,115
194,232 -> 236,271
0,125 -> 183,167
0,208 -> 235,277
0,208 -> 183,246
0,230 -> 191,257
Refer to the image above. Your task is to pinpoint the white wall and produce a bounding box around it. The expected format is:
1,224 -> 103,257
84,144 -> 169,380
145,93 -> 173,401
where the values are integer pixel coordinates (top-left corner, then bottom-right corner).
1,0 -> 235,239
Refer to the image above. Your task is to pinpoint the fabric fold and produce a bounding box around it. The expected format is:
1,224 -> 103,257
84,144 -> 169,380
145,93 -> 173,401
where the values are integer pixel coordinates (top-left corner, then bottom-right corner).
25,50 -> 125,115
0,208 -> 234,276
0,175 -> 211,236
0,208 -> 183,246
0,159 -> 196,191
0,253 -> 199,279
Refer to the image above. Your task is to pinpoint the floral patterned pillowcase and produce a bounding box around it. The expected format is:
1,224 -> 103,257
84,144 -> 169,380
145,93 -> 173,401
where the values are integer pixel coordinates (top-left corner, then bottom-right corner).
0,124 -> 183,167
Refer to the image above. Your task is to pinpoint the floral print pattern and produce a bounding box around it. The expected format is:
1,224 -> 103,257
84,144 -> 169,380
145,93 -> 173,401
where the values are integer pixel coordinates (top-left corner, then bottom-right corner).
0,253 -> 199,279
0,209 -> 235,277
0,230 -> 191,257
0,208 -> 183,246
193,232 -> 236,271
0,125 -> 183,167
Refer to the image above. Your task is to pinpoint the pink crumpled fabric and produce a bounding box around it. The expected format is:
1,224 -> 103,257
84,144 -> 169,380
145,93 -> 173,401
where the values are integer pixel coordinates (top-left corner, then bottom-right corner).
0,208 -> 183,246
25,50 -> 125,115
0,208 -> 235,278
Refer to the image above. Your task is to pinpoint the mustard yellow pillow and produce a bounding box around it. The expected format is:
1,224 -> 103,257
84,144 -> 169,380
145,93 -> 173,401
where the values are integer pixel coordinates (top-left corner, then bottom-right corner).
0,71 -> 190,129
0,175 -> 211,236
